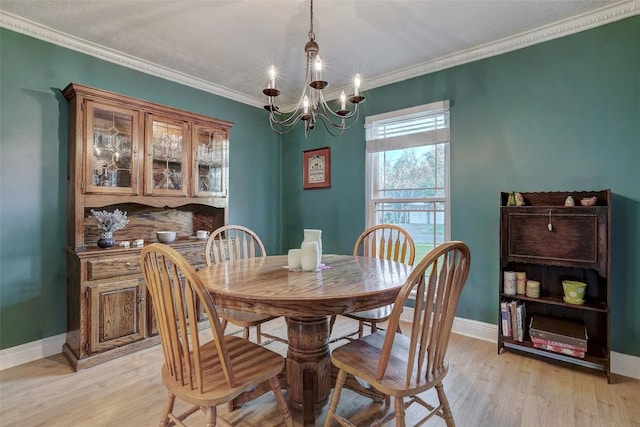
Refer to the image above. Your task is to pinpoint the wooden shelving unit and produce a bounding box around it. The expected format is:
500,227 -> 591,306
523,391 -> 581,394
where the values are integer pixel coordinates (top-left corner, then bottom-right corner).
498,190 -> 611,382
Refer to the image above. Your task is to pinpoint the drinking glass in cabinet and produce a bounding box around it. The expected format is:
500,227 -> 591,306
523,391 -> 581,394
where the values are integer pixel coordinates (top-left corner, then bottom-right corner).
91,109 -> 133,188
151,121 -> 185,191
195,130 -> 227,195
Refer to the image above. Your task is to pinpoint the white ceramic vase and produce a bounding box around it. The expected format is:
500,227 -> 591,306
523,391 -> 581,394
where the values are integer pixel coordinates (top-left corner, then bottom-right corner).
300,241 -> 319,271
303,229 -> 322,265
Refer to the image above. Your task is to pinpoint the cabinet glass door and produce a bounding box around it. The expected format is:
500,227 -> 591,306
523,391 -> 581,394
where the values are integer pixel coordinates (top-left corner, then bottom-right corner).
146,116 -> 188,196
85,102 -> 139,194
192,125 -> 228,197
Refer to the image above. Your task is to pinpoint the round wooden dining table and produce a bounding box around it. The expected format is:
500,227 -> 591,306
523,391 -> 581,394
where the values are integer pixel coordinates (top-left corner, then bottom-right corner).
197,254 -> 413,424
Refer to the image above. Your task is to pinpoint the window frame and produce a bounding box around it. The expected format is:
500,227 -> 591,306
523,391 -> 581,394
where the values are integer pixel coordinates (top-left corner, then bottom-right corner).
364,100 -> 451,256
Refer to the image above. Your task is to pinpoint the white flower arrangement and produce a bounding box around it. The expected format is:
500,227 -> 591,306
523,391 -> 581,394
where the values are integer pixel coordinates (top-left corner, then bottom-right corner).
90,209 -> 129,233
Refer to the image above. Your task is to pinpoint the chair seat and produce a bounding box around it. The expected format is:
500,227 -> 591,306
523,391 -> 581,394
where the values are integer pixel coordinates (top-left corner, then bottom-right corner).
162,335 -> 285,407
219,307 -> 278,326
331,332 -> 448,397
344,304 -> 393,323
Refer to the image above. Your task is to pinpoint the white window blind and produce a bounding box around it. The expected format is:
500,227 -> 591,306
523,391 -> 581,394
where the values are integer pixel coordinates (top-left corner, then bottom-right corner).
365,100 -> 450,153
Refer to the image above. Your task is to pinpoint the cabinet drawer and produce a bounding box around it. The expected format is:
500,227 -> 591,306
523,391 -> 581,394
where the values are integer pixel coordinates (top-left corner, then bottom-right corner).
87,254 -> 142,280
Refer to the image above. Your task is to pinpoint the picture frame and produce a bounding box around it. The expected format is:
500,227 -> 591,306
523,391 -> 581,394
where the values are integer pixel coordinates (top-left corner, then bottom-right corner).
302,147 -> 331,190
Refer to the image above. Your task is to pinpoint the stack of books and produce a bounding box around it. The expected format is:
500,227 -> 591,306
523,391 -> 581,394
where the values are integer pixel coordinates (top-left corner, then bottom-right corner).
500,299 -> 526,342
529,315 -> 588,359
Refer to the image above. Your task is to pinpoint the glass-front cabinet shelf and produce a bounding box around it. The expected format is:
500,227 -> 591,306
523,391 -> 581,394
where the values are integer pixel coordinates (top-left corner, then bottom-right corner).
192,124 -> 228,197
145,115 -> 189,196
84,102 -> 140,194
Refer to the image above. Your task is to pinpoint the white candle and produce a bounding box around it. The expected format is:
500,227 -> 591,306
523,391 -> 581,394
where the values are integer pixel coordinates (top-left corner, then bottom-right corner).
354,74 -> 361,97
268,65 -> 276,89
303,95 -> 309,114
314,56 -> 322,81
340,91 -> 346,110
503,271 -> 516,295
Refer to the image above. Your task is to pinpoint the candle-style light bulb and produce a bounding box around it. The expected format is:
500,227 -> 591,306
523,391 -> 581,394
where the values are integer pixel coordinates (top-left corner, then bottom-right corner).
269,65 -> 277,88
303,95 -> 309,114
314,56 -> 322,81
340,91 -> 346,110
354,74 -> 361,97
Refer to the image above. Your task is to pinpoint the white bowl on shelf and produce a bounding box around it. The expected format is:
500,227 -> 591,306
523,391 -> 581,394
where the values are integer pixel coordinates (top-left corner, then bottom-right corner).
156,231 -> 176,244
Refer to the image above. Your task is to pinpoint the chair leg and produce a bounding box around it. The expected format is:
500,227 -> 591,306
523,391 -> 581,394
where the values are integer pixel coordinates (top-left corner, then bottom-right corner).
204,406 -> 216,427
394,396 -> 406,427
358,321 -> 364,338
269,376 -> 294,427
243,327 -> 250,340
256,324 -> 262,344
324,369 -> 347,427
160,392 -> 176,427
435,383 -> 456,427
221,319 -> 228,333
329,315 -> 337,335
370,321 -> 378,334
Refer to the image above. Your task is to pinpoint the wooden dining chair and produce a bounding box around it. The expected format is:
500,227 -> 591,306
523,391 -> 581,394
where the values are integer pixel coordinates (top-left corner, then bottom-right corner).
205,225 -> 286,345
140,243 -> 293,427
324,241 -> 471,427
330,224 -> 415,343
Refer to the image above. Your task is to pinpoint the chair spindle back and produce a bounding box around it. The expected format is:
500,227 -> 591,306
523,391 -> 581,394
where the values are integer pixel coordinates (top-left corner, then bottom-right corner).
205,225 -> 266,266
379,241 -> 470,385
141,244 -> 236,392
353,224 -> 416,266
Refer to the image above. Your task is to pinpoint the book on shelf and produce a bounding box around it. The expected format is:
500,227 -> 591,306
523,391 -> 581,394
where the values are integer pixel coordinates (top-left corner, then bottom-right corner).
500,298 -> 525,341
510,300 -> 519,341
516,300 -> 525,342
501,300 -> 510,337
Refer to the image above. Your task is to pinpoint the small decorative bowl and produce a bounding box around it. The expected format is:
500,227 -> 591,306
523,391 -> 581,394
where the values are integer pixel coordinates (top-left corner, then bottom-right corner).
156,231 -> 177,244
562,280 -> 586,302
580,196 -> 597,206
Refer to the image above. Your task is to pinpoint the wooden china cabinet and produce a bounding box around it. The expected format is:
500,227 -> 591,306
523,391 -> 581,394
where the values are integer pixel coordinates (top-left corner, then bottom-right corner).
63,83 -> 232,370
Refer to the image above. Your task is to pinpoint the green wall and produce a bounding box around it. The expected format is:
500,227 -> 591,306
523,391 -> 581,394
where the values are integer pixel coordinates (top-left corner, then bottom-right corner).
1,16 -> 638,358
0,28 -> 282,349
282,16 -> 640,356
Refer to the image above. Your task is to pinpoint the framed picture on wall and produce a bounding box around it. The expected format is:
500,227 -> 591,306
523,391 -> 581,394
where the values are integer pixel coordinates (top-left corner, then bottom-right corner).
302,147 -> 331,190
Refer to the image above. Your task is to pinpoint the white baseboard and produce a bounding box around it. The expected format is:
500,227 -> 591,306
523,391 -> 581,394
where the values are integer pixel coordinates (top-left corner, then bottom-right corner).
2,317 -> 639,380
0,332 -> 66,371
400,308 -> 640,380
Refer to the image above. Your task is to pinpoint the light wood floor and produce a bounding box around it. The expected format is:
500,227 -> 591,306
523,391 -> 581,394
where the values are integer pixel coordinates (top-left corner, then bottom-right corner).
1,317 -> 638,427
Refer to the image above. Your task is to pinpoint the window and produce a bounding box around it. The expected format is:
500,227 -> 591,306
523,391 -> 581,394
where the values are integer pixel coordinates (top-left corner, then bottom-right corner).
365,100 -> 450,262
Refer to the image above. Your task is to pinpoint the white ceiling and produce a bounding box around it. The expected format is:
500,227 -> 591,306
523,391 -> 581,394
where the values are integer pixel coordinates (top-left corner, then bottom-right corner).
1,1 -> 637,108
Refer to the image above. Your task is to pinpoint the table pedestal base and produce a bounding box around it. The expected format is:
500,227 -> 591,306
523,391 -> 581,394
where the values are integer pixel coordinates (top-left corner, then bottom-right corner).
286,316 -> 331,424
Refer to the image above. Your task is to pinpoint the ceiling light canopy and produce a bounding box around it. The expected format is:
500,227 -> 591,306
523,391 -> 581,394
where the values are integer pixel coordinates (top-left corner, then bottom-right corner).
263,0 -> 365,138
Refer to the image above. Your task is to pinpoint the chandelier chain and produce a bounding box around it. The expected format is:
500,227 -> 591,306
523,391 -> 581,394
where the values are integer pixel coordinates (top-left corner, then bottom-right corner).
308,0 -> 315,41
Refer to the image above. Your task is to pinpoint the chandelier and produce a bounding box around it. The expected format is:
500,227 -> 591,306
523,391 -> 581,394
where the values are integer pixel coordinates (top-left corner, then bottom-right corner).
263,0 -> 365,138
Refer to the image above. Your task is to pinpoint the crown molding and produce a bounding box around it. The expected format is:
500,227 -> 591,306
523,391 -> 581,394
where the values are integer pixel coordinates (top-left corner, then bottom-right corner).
2,0 -> 639,109
359,0 -> 639,96
0,10 -> 263,108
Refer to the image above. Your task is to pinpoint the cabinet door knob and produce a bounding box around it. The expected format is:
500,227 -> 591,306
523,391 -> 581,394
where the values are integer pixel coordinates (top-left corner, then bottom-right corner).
125,261 -> 141,270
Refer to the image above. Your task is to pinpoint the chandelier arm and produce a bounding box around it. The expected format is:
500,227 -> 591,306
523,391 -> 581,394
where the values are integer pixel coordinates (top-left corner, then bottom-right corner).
269,113 -> 307,135
315,115 -> 347,137
316,91 -> 360,120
